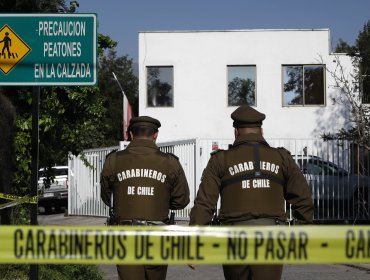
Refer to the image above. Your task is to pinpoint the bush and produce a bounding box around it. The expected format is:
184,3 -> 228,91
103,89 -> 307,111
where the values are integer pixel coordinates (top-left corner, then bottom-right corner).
0,264 -> 28,280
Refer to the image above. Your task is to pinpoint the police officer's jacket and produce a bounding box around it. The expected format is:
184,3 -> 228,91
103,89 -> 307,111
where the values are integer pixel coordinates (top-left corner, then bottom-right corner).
190,133 -> 313,225
101,139 -> 190,222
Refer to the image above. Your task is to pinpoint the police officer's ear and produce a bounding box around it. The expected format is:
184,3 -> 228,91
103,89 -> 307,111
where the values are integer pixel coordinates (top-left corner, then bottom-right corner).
152,131 -> 158,142
234,128 -> 240,138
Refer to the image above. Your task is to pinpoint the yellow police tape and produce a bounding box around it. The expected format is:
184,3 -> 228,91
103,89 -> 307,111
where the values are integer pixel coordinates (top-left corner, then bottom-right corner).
0,193 -> 38,210
0,225 -> 369,264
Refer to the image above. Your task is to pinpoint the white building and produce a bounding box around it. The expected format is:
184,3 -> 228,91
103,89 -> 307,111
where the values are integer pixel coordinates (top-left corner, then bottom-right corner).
68,31 -> 358,219
138,29 -> 353,142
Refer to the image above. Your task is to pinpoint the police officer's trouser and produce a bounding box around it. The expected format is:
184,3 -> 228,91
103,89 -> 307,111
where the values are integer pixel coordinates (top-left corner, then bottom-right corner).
117,264 -> 167,280
117,220 -> 168,280
222,218 -> 284,280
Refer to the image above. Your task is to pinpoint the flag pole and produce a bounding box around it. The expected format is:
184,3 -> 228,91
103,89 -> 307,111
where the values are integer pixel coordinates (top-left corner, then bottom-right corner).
112,72 -> 126,97
112,72 -> 129,140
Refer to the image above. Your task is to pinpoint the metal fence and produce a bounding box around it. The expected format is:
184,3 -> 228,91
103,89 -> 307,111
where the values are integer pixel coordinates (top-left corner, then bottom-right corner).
157,139 -> 197,219
68,138 -> 370,223
68,146 -> 118,217
264,139 -> 369,222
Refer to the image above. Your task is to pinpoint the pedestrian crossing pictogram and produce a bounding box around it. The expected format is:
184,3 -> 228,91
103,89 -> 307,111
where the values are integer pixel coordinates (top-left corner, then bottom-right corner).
0,24 -> 31,75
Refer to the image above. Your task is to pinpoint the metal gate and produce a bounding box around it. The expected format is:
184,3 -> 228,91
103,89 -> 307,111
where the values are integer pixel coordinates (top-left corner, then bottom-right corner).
68,140 -> 197,218
157,139 -> 197,219
68,146 -> 118,217
68,138 -> 370,223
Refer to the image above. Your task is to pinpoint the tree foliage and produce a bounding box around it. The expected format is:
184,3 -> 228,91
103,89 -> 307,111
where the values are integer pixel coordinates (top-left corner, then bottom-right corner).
98,50 -> 138,145
335,38 -> 357,54
0,0 -> 138,215
0,0 -> 136,278
98,34 -> 118,57
325,20 -> 370,150
0,0 -> 67,13
357,21 -> 370,104
0,93 -> 16,224
0,1 -> 106,279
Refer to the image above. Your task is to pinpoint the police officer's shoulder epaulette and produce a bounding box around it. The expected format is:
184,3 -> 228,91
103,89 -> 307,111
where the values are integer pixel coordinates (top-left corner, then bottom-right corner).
277,147 -> 291,155
167,153 -> 179,160
210,149 -> 224,156
105,149 -> 118,160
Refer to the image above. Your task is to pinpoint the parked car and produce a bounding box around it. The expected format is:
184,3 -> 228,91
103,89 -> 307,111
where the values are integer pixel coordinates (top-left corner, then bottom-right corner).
292,155 -> 370,223
38,166 -> 68,213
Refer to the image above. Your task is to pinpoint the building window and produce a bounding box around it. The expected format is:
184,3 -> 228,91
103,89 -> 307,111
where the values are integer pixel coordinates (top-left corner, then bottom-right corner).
282,65 -> 325,106
147,66 -> 173,107
228,65 -> 256,106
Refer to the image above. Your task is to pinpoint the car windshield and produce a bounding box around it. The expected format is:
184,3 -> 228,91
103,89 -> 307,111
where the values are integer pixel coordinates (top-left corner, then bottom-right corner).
39,168 -> 68,178
297,158 -> 348,176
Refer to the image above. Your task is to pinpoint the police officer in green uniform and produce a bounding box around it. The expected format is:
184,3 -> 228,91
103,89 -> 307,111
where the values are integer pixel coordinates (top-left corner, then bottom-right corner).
101,116 -> 190,280
190,105 -> 313,280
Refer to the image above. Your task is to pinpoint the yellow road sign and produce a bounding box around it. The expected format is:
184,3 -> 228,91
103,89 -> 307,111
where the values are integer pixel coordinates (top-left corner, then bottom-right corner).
0,24 -> 31,75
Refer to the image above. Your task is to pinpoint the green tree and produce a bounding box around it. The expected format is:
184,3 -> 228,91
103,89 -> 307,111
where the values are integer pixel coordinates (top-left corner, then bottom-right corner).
0,0 -> 67,13
327,20 -> 370,149
0,1 -> 115,278
2,85 -> 107,197
98,34 -> 118,57
335,38 -> 356,54
0,0 -> 139,199
320,20 -> 370,180
0,93 -> 16,225
99,49 -> 138,144
357,21 -> 370,104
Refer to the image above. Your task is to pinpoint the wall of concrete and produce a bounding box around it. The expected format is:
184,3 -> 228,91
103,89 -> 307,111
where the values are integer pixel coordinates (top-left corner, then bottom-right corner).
138,29 -> 352,142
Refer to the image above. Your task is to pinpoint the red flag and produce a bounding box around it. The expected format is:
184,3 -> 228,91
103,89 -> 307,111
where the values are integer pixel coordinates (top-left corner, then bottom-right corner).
123,94 -> 132,141
112,72 -> 133,141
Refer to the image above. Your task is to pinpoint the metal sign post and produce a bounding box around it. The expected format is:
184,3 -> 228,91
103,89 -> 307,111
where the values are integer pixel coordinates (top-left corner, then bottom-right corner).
29,87 -> 40,279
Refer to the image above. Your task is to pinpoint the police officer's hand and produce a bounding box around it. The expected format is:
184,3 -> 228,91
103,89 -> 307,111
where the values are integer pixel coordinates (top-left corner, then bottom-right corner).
188,264 -> 195,270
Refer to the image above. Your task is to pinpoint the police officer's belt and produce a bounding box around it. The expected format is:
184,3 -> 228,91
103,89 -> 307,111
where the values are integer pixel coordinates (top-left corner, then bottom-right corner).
221,217 -> 286,226
119,219 -> 163,226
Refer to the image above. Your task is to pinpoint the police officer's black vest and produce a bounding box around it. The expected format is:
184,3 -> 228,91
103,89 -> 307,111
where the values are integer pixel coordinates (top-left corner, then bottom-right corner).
111,148 -> 173,222
219,142 -> 287,219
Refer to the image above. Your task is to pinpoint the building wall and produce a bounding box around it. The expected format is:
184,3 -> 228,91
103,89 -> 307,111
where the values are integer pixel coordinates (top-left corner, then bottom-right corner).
138,29 -> 353,142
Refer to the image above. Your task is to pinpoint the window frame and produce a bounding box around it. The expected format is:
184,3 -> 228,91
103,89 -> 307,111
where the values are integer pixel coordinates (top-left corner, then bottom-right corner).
227,64 -> 257,107
146,65 -> 174,108
282,64 -> 326,107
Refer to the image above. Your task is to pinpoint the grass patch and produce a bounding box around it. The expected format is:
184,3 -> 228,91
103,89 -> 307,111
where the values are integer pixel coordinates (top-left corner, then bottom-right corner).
0,264 -> 104,280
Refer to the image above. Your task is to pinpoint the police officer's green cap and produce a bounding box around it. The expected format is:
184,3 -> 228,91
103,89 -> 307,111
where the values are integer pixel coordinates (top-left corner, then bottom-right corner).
129,116 -> 161,131
231,105 -> 265,128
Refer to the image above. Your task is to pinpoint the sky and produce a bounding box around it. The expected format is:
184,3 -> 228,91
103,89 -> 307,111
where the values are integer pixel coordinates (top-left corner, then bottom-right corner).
78,0 -> 370,62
